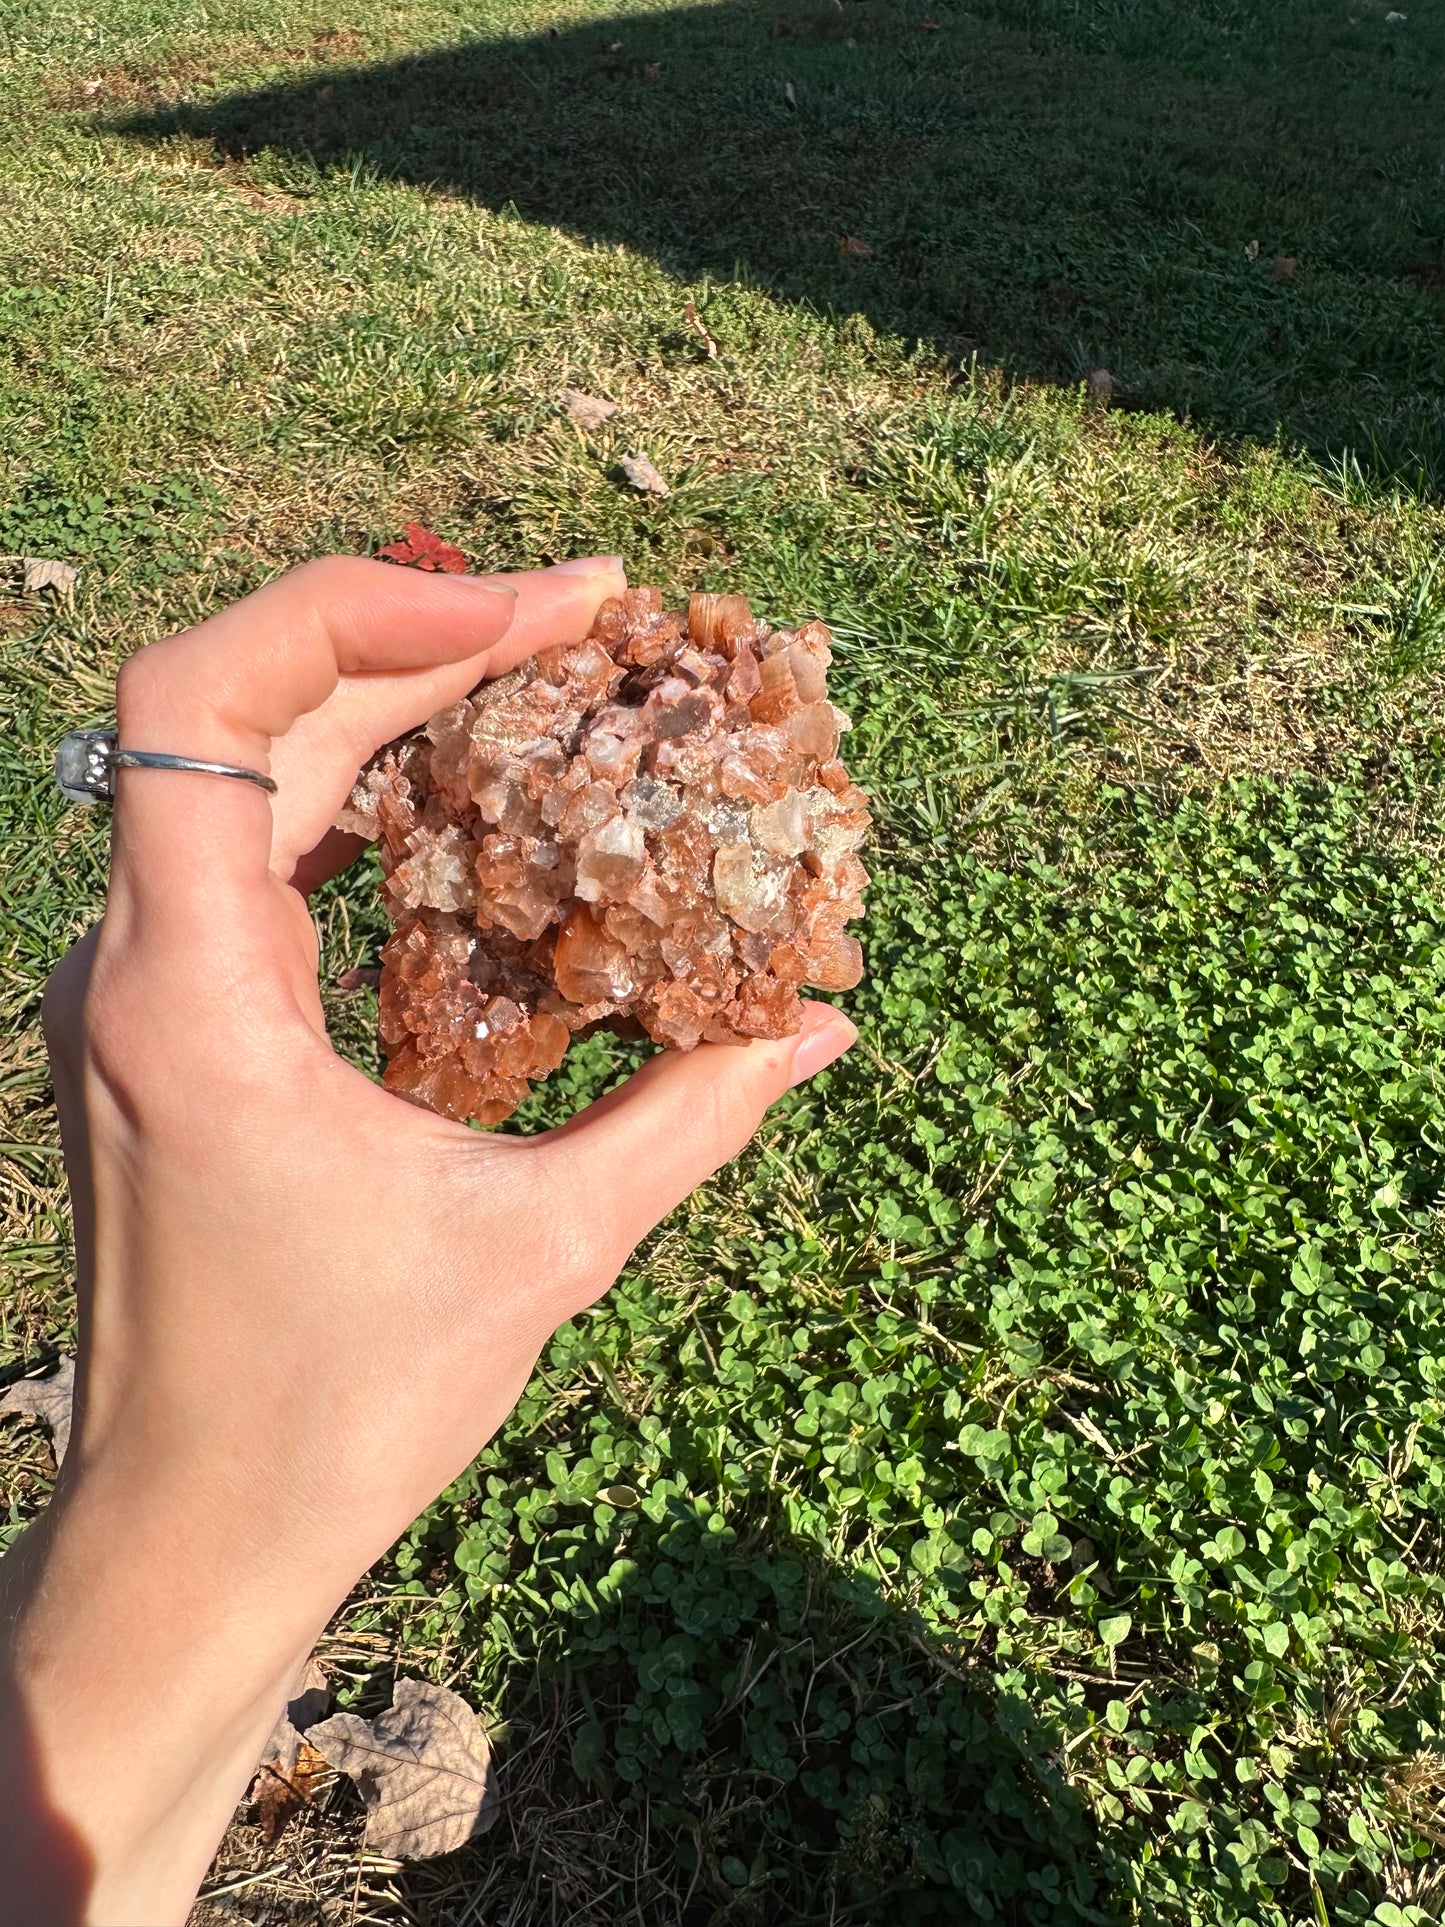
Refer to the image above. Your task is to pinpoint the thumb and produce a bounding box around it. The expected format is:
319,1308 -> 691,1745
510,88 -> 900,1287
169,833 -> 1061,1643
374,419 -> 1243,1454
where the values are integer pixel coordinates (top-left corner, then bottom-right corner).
541,1002 -> 858,1272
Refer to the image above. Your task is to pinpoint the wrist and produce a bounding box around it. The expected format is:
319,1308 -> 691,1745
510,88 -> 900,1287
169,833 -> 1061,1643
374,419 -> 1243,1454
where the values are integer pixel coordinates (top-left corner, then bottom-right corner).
0,1469 -> 340,1926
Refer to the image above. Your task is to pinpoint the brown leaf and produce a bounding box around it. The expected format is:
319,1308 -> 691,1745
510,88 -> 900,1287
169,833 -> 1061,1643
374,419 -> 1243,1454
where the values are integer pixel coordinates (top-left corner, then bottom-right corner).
839,234 -> 874,259
336,964 -> 382,990
921,17 -> 941,28
1085,366 -> 1115,407
254,1736 -> 331,1845
683,298 -> 718,359
0,1357 -> 75,1466
560,388 -> 618,430
642,60 -> 662,79
307,1678 -> 499,1861
619,452 -> 671,497
23,557 -> 80,596
1271,255 -> 1297,282
252,1659 -> 333,1844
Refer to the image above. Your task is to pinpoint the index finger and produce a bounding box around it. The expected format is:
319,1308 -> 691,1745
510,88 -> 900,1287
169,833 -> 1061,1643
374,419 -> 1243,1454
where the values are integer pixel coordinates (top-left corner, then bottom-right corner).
267,557 -> 626,883
106,556 -> 623,950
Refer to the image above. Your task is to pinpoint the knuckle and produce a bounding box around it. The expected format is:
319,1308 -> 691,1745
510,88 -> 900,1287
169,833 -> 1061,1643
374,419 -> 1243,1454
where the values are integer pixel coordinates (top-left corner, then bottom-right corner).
114,644 -> 166,730
695,1067 -> 766,1174
516,1158 -> 617,1310
534,1207 -> 609,1307
40,955 -> 84,1070
291,554 -> 376,606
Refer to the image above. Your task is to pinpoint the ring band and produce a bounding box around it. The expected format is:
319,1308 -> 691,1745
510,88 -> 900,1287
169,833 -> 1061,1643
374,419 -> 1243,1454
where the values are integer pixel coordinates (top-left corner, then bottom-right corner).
55,730 -> 278,807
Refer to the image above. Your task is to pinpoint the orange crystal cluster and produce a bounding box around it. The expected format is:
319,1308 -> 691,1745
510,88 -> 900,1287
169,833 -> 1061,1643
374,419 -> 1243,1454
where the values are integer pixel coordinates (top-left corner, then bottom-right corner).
342,589 -> 871,1124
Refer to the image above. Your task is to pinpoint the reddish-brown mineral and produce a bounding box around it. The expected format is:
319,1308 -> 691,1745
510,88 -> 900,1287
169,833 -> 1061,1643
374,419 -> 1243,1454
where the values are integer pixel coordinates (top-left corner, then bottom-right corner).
341,589 -> 871,1124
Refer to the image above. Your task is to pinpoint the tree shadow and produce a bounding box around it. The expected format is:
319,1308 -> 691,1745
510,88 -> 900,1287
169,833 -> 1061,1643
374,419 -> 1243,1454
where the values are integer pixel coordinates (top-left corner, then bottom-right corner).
117,0 -> 1445,491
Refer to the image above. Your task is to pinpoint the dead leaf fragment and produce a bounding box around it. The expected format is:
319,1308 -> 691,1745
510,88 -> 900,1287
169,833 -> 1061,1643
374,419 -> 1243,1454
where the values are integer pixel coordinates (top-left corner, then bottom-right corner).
684,298 -> 718,358
307,1678 -> 499,1861
922,17 -> 941,28
1085,365 -> 1115,407
839,234 -> 874,259
642,60 -> 662,79
1271,255 -> 1297,282
603,39 -> 623,53
0,1357 -> 75,1466
255,1739 -> 329,1844
23,557 -> 80,596
1245,238 -> 1260,261
252,1658 -> 333,1844
784,80 -> 798,108
560,388 -> 618,430
376,523 -> 468,572
337,964 -> 382,990
619,453 -> 671,497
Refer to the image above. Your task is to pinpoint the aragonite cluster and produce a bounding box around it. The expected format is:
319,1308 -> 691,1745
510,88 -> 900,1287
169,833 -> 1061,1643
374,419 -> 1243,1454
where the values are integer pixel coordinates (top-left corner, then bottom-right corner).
341,588 -> 871,1124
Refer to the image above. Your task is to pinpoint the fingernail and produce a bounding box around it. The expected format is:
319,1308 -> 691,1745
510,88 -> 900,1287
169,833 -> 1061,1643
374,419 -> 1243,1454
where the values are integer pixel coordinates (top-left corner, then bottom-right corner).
550,554 -> 624,575
787,1006 -> 858,1087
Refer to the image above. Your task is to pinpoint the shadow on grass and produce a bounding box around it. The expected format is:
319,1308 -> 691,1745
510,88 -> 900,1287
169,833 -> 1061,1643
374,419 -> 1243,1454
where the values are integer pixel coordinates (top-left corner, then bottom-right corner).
117,0 -> 1445,491
403,1487 -> 1119,1926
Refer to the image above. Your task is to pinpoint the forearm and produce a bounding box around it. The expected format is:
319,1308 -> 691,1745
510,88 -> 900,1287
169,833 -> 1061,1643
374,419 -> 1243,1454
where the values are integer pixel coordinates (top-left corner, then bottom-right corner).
0,1470 -> 340,1926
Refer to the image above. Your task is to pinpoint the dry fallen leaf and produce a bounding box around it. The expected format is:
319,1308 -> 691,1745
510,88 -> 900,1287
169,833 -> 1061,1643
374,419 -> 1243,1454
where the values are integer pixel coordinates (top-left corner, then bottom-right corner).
376,523 -> 468,572
0,1357 -> 76,1466
619,452 -> 671,497
336,964 -> 382,990
307,1678 -> 499,1861
560,388 -> 618,430
684,298 -> 718,359
23,557 -> 80,596
252,1660 -> 333,1845
1085,366 -> 1115,407
603,39 -> 623,53
1271,255 -> 1297,282
1245,238 -> 1260,261
642,60 -> 662,79
784,80 -> 798,108
839,234 -> 874,259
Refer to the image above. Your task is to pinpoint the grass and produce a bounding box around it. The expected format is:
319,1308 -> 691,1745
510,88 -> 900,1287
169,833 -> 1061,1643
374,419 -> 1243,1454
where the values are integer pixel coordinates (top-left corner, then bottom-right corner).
3,1 -> 1445,1922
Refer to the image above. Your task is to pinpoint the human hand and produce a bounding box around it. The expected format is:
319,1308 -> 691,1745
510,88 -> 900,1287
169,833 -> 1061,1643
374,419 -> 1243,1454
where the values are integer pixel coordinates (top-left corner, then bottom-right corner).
2,556 -> 856,1924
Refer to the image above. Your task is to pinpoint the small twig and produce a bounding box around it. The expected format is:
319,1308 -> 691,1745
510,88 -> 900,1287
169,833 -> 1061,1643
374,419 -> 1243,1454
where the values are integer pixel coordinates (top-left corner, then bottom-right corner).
197,1863 -> 290,1899
683,299 -> 717,358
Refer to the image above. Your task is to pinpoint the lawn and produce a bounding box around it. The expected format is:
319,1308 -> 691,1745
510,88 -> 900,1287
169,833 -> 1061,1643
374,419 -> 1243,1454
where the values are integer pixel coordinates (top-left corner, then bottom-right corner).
3,1 -> 1445,1922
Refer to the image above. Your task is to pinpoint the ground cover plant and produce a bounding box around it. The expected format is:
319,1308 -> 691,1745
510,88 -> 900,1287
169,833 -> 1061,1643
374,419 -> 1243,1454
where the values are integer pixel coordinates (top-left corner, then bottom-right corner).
3,0 -> 1445,1922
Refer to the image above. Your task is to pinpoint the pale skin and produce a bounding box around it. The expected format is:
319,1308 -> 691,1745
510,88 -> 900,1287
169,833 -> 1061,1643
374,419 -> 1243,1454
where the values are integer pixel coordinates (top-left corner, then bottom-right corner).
0,555 -> 857,1924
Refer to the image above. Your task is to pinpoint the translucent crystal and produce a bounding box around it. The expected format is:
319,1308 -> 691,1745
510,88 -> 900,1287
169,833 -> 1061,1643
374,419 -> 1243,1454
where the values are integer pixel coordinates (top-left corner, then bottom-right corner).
347,586 -> 871,1124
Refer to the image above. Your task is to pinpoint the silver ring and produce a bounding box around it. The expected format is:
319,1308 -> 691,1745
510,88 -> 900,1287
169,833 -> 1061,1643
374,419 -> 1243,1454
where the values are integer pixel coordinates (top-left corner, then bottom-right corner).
54,729 -> 278,807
